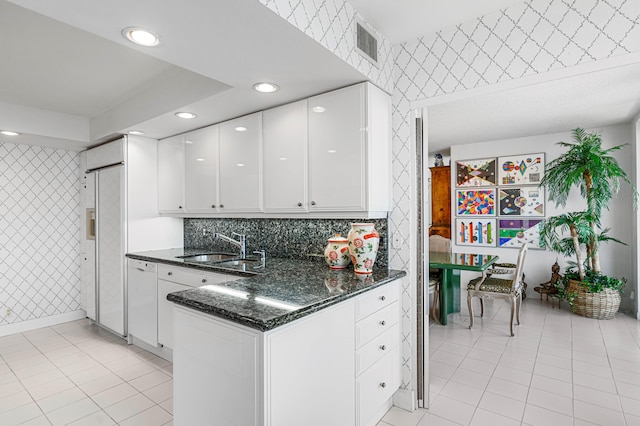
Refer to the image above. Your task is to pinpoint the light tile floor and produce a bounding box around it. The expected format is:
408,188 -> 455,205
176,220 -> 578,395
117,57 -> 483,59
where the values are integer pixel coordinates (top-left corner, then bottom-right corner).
0,320 -> 173,425
378,292 -> 640,426
2,295 -> 639,426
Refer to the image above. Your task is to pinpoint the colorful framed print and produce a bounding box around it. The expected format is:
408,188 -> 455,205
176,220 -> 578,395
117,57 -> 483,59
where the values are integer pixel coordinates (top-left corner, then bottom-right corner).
498,187 -> 545,217
497,153 -> 544,185
456,158 -> 497,187
456,219 -> 497,247
456,189 -> 496,216
498,219 -> 544,249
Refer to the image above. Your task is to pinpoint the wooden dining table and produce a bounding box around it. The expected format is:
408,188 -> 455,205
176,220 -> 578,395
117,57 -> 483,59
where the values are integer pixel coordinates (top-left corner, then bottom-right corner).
429,251 -> 500,325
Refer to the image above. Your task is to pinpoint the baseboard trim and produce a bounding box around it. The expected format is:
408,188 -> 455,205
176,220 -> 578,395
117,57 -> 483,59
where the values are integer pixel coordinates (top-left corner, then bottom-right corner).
393,388 -> 417,411
129,335 -> 173,362
0,310 -> 87,337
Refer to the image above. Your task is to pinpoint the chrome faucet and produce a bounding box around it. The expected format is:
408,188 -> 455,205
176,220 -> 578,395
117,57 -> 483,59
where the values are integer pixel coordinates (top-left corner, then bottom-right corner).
215,232 -> 246,259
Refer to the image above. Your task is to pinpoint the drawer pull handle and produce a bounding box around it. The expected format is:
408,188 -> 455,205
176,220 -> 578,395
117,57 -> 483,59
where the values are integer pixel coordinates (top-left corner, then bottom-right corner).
380,382 -> 386,388
311,201 -> 316,206
380,320 -> 386,326
211,205 -> 216,209
380,296 -> 386,301
167,272 -> 173,276
297,202 -> 303,207
380,345 -> 386,351
202,279 -> 207,283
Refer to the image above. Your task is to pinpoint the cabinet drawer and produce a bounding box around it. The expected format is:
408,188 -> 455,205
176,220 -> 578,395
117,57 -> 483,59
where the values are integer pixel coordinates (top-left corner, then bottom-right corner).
355,325 -> 399,376
157,264 -> 235,287
355,281 -> 399,321
356,347 -> 400,426
355,301 -> 399,349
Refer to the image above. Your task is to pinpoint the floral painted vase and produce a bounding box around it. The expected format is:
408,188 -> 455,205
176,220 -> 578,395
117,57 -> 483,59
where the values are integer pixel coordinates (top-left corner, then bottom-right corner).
324,234 -> 351,269
347,223 -> 379,275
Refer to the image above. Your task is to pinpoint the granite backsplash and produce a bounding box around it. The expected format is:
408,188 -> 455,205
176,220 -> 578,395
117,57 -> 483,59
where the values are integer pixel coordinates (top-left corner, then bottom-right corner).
184,218 -> 388,268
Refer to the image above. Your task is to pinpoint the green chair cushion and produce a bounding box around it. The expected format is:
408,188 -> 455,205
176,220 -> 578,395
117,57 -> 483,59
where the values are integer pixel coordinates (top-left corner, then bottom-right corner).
468,276 -> 514,294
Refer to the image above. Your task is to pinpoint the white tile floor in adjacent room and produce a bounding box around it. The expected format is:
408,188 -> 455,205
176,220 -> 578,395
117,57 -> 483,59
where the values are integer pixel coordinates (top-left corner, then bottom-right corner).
378,292 -> 640,426
2,293 -> 640,426
0,320 -> 173,425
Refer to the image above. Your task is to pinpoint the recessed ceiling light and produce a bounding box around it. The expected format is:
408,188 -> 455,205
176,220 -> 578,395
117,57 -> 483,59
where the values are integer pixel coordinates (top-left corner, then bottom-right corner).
237,163 -> 245,167
185,140 -> 194,144
235,126 -> 247,132
279,157 -> 287,161
122,27 -> 160,47
196,158 -> 205,162
0,130 -> 19,136
128,130 -> 144,135
253,82 -> 279,93
328,150 -> 337,154
175,112 -> 197,119
312,106 -> 326,113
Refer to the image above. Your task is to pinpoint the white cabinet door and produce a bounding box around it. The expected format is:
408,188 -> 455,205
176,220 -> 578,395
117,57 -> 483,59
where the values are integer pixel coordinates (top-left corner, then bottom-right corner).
308,84 -> 366,211
173,307 -> 261,426
158,279 -> 191,350
96,166 -> 125,336
184,126 -> 219,213
218,113 -> 262,212
158,134 -> 185,213
262,100 -> 308,212
267,300 -> 355,426
128,260 -> 158,347
80,250 -> 96,321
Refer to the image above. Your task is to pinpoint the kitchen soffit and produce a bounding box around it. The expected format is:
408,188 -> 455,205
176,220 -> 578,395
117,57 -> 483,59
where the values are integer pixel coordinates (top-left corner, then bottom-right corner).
1,0 -> 366,149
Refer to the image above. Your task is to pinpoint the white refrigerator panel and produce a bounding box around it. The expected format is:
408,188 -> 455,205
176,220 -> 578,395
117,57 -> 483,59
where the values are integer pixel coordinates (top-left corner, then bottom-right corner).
97,166 -> 125,336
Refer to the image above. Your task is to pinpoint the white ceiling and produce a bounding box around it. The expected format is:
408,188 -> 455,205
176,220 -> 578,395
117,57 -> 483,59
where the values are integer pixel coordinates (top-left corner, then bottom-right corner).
0,0 -> 366,149
0,0 -> 638,153
427,61 -> 640,153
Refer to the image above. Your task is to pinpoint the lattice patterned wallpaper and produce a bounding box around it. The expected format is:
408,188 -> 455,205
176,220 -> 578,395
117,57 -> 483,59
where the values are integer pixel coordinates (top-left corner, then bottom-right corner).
258,0 -> 640,393
392,0 -> 640,389
0,143 -> 81,326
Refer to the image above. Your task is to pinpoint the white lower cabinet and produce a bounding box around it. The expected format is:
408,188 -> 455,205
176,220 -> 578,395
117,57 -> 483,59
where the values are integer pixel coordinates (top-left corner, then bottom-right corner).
157,280 -> 191,350
173,278 -> 402,426
156,264 -> 238,351
354,283 -> 401,426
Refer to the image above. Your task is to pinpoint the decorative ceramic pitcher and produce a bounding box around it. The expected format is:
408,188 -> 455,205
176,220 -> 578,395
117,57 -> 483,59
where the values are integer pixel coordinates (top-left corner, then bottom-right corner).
324,234 -> 351,269
347,223 -> 379,275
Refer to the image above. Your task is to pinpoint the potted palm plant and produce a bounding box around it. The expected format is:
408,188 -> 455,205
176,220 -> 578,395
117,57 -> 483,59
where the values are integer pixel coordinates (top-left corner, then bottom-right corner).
539,128 -> 637,319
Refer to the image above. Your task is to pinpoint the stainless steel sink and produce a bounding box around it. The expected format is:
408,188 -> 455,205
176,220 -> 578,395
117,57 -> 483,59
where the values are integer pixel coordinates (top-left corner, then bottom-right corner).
216,258 -> 260,267
178,253 -> 237,263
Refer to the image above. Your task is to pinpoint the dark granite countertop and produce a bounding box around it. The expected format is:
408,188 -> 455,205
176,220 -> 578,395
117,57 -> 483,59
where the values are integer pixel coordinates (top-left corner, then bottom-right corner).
126,248 -> 406,332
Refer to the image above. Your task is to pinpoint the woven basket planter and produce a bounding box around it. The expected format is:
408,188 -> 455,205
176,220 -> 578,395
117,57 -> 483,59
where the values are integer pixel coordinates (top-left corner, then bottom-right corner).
567,279 -> 621,320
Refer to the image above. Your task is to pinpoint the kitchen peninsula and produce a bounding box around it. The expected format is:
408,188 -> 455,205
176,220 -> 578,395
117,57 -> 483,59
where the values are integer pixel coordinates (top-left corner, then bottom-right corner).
127,249 -> 405,426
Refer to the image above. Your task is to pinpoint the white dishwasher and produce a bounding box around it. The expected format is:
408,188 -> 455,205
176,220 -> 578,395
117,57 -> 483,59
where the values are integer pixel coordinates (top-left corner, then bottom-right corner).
127,259 -> 158,347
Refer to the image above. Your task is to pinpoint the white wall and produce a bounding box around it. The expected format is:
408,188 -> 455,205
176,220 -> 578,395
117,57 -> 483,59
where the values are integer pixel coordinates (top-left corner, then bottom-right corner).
450,124 -> 635,309
0,143 -> 82,328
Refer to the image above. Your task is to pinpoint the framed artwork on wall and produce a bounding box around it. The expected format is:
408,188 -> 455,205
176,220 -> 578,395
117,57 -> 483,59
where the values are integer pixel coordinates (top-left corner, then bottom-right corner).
455,218 -> 497,246
456,158 -> 497,187
456,188 -> 496,216
498,219 -> 544,249
498,187 -> 545,216
497,153 -> 545,185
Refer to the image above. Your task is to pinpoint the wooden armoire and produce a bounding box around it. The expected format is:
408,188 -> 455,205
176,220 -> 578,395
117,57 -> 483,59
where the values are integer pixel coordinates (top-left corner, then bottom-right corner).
429,166 -> 451,239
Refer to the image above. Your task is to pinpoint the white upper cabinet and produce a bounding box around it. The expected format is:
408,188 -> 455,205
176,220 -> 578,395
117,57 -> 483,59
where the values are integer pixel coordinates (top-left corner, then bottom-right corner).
262,100 -> 308,212
308,83 -> 391,215
218,113 -> 262,212
157,82 -> 391,217
158,134 -> 185,213
184,125 -> 219,213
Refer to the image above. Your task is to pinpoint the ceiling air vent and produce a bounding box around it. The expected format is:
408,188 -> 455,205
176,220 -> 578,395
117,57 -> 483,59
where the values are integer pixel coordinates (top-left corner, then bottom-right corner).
355,18 -> 379,67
